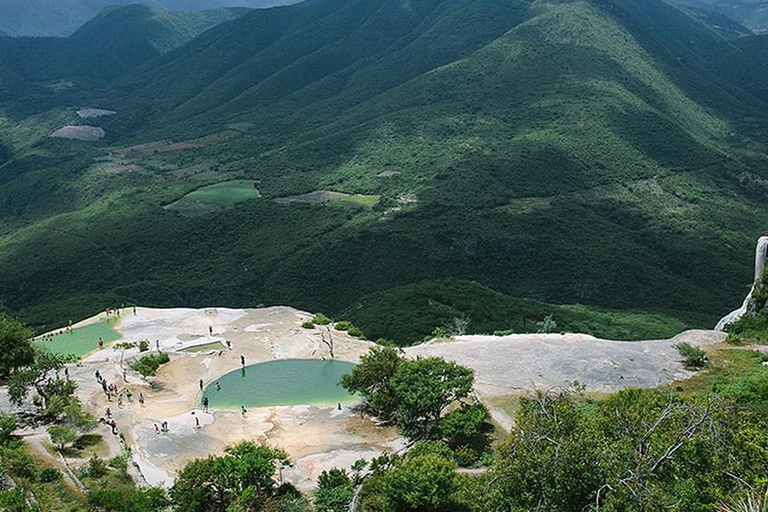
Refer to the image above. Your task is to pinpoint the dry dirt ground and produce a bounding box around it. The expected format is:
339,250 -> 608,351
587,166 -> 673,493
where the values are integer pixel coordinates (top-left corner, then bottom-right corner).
0,306 -> 726,491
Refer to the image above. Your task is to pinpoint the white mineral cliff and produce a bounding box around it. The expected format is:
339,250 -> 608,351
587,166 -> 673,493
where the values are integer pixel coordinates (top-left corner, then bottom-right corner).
715,236 -> 768,331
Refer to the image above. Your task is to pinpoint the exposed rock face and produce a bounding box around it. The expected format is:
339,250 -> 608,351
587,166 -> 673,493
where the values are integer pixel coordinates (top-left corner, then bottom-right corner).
715,236 -> 768,330
50,125 -> 105,140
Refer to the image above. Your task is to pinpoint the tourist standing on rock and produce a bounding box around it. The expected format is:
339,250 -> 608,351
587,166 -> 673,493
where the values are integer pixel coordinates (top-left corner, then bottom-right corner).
209,325 -> 213,336
241,406 -> 247,417
195,417 -> 200,429
240,355 -> 245,367
139,392 -> 145,405
199,379 -> 204,391
203,396 -> 209,412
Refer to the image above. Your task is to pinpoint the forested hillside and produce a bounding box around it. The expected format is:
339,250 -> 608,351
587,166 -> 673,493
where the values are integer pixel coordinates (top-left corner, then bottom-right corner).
0,0 -> 300,37
674,0 -> 768,33
1,0 -> 768,337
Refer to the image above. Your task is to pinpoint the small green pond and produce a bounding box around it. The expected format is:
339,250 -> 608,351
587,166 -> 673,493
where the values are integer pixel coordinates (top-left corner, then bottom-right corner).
203,359 -> 357,409
35,320 -> 121,358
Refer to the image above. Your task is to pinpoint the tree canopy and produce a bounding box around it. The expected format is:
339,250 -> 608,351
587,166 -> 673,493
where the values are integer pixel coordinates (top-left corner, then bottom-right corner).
0,313 -> 34,382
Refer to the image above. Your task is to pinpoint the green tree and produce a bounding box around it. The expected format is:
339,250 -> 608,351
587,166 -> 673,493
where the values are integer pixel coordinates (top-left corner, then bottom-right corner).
536,314 -> 558,333
359,441 -> 460,512
89,486 -> 169,512
0,314 -> 34,382
47,424 -> 77,452
390,358 -> 474,439
0,412 -> 17,444
315,468 -> 354,512
439,403 -> 488,442
340,347 -> 403,419
170,441 -> 289,512
7,350 -> 73,409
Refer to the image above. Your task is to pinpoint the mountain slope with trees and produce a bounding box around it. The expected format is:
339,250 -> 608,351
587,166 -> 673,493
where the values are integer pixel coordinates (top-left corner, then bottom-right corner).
1,0 -> 768,334
0,0 -> 300,37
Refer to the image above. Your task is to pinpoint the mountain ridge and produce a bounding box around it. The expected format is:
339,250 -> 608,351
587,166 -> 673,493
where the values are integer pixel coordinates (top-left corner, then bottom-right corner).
1,0 -> 768,334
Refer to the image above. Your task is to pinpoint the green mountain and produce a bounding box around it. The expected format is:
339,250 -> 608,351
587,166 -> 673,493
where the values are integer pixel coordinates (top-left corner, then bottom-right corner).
2,0 -> 768,338
673,0 -> 768,33
0,5 -> 249,109
711,34 -> 768,103
0,0 -> 300,37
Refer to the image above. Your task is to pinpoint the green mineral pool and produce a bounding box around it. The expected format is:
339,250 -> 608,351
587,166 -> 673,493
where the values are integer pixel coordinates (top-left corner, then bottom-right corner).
35,320 -> 121,358
203,359 -> 358,409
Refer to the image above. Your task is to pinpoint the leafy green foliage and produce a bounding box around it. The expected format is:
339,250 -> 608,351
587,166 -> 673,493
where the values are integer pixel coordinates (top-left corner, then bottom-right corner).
170,441 -> 290,512
0,314 -> 35,382
6,349 -> 74,410
47,425 -> 77,451
131,352 -> 170,377
359,441 -> 460,512
390,358 -> 475,440
344,279 -> 709,346
342,348 -> 478,441
0,412 -> 17,444
439,403 -> 488,442
315,468 -> 354,512
675,342 -> 708,369
340,347 -> 403,419
89,486 -> 170,512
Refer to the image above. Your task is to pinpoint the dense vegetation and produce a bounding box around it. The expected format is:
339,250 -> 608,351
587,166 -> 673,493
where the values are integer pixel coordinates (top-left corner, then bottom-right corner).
0,5 -> 249,110
343,278 -> 707,345
674,0 -> 768,33
2,0 -> 768,336
0,0 -> 298,37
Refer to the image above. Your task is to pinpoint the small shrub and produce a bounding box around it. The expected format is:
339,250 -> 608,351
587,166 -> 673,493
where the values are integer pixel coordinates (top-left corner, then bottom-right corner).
454,445 -> 479,467
108,455 -> 128,471
132,353 -> 170,377
0,412 -> 17,445
312,314 -> 332,325
335,321 -> 353,331
301,321 -> 315,329
536,314 -> 557,333
347,326 -> 365,338
88,455 -> 108,478
138,340 -> 149,352
675,342 -> 708,369
38,467 -> 62,483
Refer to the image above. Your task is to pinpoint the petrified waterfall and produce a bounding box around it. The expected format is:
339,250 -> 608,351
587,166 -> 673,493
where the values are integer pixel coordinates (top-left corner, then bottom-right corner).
715,236 -> 768,330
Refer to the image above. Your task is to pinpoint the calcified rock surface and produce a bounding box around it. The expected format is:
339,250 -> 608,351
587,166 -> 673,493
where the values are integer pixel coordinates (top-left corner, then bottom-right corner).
716,236 -> 768,330
0,307 -> 727,491
50,125 -> 105,140
76,108 -> 116,118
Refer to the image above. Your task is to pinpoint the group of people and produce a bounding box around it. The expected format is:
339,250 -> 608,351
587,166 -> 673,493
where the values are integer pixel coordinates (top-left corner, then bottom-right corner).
95,370 -> 143,408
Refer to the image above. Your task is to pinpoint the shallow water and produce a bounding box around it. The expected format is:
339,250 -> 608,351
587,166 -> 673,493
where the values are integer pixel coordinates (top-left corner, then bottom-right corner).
36,320 -> 121,358
203,359 -> 357,409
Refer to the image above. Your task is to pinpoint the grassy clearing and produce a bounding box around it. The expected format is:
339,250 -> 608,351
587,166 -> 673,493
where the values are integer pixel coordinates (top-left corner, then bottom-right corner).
331,194 -> 381,209
166,180 -> 260,214
666,347 -> 768,395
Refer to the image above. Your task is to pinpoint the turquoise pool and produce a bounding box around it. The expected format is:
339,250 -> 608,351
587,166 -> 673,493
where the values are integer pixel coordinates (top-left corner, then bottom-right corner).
203,359 -> 358,409
35,320 -> 121,358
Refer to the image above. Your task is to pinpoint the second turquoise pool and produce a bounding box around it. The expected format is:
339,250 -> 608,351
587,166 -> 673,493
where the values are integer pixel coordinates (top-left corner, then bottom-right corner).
203,359 -> 358,409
